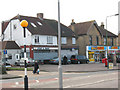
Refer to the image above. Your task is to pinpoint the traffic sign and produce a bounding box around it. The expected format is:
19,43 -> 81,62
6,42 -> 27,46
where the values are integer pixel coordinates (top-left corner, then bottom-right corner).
3,50 -> 7,54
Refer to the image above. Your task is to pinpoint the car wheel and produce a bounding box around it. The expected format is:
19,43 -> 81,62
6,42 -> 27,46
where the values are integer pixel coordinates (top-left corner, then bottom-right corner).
78,61 -> 80,64
86,61 -> 89,64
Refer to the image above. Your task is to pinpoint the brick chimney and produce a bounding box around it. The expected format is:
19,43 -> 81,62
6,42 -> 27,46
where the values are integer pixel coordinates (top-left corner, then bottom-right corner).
71,19 -> 75,25
100,22 -> 104,29
37,13 -> 43,20
70,19 -> 76,33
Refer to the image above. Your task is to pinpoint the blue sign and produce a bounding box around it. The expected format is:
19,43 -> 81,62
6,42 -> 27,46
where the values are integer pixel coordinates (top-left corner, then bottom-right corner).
3,50 -> 7,54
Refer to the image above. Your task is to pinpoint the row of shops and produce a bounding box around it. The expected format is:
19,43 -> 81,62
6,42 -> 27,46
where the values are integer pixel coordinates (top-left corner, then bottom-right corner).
86,46 -> 120,62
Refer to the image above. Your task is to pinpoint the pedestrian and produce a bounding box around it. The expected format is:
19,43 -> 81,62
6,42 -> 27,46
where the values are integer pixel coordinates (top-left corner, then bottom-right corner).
33,60 -> 39,74
63,55 -> 68,65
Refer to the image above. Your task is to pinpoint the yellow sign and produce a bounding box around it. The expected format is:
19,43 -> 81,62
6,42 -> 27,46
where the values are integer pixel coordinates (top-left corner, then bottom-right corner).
89,58 -> 95,62
89,52 -> 94,54
109,63 -> 113,69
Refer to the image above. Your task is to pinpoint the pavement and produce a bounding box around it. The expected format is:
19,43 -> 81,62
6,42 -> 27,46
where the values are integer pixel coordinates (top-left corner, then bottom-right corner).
1,63 -> 120,80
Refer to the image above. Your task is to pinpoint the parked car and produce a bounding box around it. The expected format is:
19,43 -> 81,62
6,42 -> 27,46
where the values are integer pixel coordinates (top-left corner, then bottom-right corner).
70,55 -> 89,64
1,58 -> 11,68
49,57 -> 71,65
19,58 -> 35,66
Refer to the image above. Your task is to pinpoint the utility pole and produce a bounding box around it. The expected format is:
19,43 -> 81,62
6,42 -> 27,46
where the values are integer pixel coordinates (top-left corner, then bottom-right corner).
58,0 -> 63,89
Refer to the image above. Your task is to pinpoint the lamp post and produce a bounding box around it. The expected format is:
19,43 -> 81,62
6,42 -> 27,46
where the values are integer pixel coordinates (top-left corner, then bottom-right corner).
106,14 -> 119,68
20,20 -> 28,90
58,0 -> 63,89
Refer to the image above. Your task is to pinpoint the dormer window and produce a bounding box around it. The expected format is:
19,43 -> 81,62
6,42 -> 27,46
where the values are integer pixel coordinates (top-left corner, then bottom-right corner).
37,22 -> 42,26
31,22 -> 37,27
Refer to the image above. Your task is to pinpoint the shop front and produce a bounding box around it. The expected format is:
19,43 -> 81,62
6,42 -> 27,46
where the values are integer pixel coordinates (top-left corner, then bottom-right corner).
86,46 -> 120,63
86,46 -> 107,62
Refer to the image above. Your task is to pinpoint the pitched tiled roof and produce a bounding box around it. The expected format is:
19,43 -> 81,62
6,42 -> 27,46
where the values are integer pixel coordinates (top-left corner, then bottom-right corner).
44,19 -> 75,37
98,26 -> 117,37
11,15 -> 75,37
12,15 -> 57,36
0,41 -> 20,49
69,20 -> 95,36
69,20 -> 117,37
2,21 -> 10,34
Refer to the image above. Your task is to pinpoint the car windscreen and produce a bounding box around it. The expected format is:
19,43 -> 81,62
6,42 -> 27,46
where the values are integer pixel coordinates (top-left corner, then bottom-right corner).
71,55 -> 76,59
78,56 -> 86,59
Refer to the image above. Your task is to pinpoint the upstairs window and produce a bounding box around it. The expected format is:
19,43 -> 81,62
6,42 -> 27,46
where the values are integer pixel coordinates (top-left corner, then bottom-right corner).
35,36 -> 39,44
13,24 -> 17,30
47,36 -> 53,44
111,38 -> 114,46
72,37 -> 76,44
61,37 -> 67,44
89,36 -> 92,45
104,38 -> 107,45
96,36 -> 99,45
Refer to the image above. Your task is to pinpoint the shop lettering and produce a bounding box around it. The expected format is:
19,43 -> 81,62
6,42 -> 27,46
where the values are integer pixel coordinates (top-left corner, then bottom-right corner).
111,46 -> 118,49
97,47 -> 104,50
91,47 -> 97,50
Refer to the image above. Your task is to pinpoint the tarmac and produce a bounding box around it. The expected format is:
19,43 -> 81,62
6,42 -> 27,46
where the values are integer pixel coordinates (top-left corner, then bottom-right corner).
1,63 -> 120,80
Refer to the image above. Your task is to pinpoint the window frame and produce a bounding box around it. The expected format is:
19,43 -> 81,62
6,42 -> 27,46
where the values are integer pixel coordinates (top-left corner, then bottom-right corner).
34,36 -> 39,44
111,38 -> 114,46
104,38 -> 107,45
61,37 -> 67,44
96,36 -> 99,45
47,36 -> 53,44
89,36 -> 92,45
72,37 -> 76,44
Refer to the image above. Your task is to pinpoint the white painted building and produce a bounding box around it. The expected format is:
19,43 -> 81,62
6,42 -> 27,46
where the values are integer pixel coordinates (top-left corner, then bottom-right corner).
2,13 -> 78,63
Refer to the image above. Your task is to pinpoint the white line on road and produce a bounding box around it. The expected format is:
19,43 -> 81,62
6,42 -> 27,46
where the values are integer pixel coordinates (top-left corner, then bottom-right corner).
15,82 -> 19,85
54,78 -> 58,80
36,80 -> 39,83
64,78 -> 117,88
87,76 -> 91,77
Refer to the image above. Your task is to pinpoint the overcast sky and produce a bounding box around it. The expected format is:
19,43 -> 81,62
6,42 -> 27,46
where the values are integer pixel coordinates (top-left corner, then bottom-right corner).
0,0 -> 119,35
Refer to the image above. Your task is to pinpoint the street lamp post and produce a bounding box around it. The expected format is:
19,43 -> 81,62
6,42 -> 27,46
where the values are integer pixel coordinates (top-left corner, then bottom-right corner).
106,14 -> 119,68
20,20 -> 28,90
58,0 -> 63,89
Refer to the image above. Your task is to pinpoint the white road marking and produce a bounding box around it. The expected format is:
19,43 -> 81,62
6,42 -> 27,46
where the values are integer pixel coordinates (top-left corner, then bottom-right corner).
64,78 -> 117,88
87,76 -> 90,77
54,78 -> 58,80
36,80 -> 39,83
15,82 -> 19,85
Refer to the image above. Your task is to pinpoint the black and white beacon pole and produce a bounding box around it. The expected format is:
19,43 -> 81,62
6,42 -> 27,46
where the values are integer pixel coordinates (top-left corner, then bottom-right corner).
20,20 -> 28,90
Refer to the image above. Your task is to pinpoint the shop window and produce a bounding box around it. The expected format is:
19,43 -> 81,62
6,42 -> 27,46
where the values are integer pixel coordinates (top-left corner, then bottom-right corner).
35,36 -> 39,44
47,36 -> 53,44
96,36 -> 99,45
61,37 -> 67,44
111,38 -> 114,46
89,36 -> 92,45
72,37 -> 76,44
